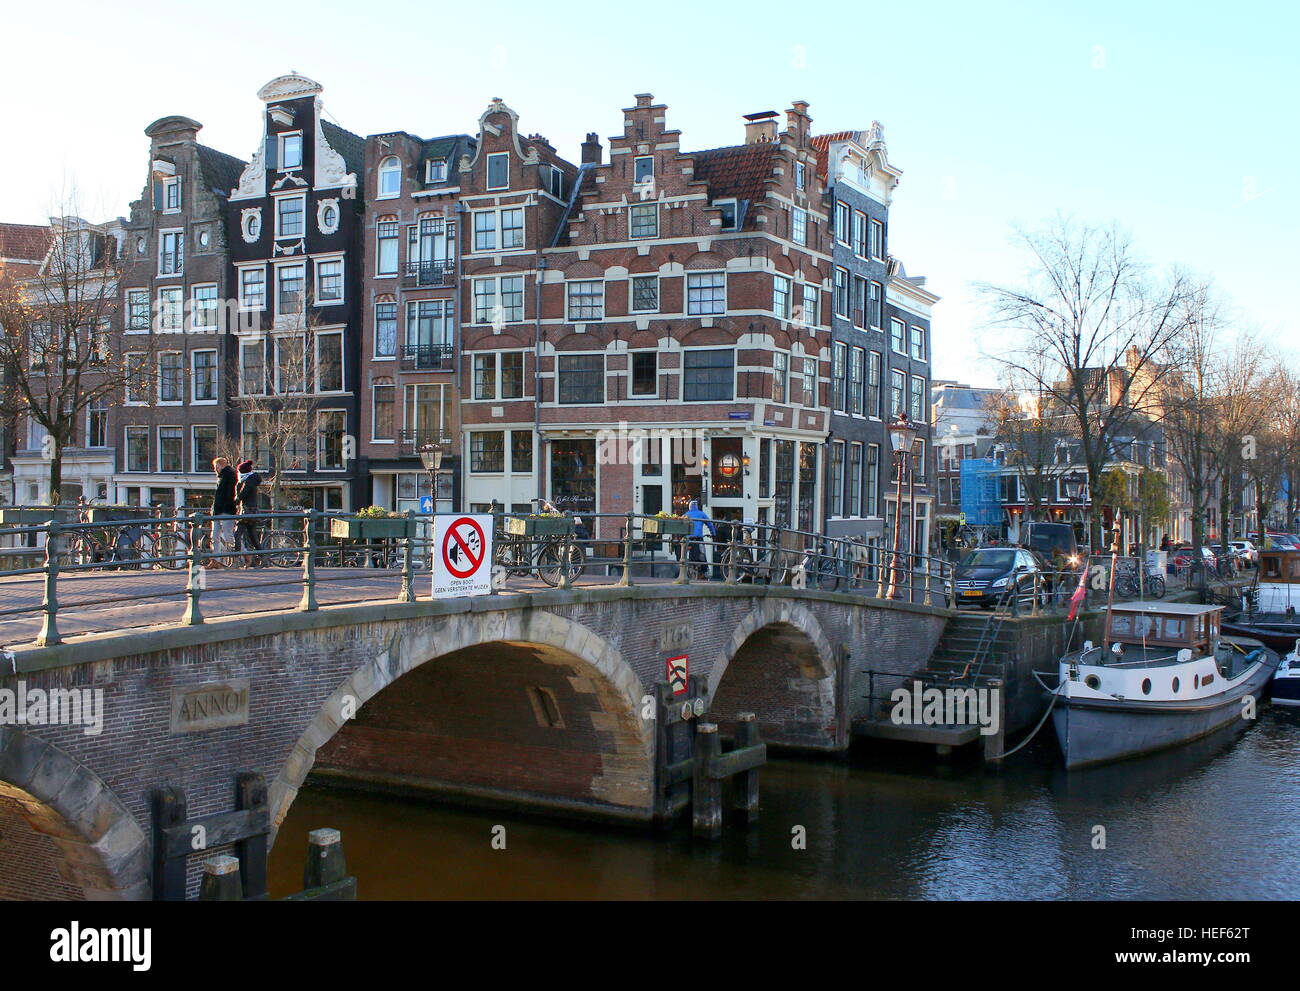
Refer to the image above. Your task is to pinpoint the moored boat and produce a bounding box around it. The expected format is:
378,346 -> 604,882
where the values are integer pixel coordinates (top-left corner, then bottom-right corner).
1051,602 -> 1279,769
1273,640 -> 1300,708
1221,549 -> 1300,652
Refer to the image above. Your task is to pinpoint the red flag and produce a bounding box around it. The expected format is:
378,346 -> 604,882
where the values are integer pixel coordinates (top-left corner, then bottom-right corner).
1066,562 -> 1089,620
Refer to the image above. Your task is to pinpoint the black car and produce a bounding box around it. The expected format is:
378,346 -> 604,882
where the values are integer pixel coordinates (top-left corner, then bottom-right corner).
953,547 -> 1050,609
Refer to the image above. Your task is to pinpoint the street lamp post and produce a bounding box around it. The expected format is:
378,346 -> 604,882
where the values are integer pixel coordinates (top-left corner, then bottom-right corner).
419,441 -> 445,513
885,414 -> 917,600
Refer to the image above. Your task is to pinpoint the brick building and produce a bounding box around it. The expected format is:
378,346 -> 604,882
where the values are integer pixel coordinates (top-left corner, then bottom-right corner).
358,127 -> 476,513
0,222 -> 54,502
112,115 -> 245,508
225,74 -> 365,510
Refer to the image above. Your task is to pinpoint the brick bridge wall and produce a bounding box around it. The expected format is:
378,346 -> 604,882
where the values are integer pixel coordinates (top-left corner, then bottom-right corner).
0,585 -> 948,899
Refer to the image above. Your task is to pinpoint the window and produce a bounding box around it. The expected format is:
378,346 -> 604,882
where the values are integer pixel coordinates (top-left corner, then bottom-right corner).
192,426 -> 217,473
158,426 -> 183,473
831,343 -> 847,413
543,165 -> 565,198
191,285 -> 218,330
834,267 -> 849,317
159,230 -> 183,276
473,210 -> 497,251
869,281 -> 883,328
487,153 -> 509,190
890,368 -> 906,416
375,301 -> 397,357
277,264 -> 305,315
317,332 -> 344,392
275,335 -> 306,394
835,202 -> 850,243
192,350 -> 217,402
159,353 -> 183,403
848,444 -> 863,517
912,440 -> 926,482
279,132 -> 303,171
566,280 -> 604,321
800,284 -> 818,328
634,156 -> 654,184
557,354 -> 604,404
317,410 -> 346,469
849,346 -> 865,415
890,317 -> 906,354
686,272 -> 725,315
716,200 -> 738,230
158,287 -> 183,332
470,431 -> 506,472
372,384 -> 395,441
866,444 -> 880,516
405,299 -> 453,351
772,352 -> 787,404
852,276 -> 867,327
378,156 -> 401,198
240,267 -> 266,310
501,351 -> 524,399
630,352 -> 657,396
125,427 -> 149,472
126,289 -> 150,331
830,442 -> 845,517
910,325 -> 926,361
910,375 -> 926,422
315,258 -> 343,303
853,211 -> 867,257
376,220 -> 399,275
792,208 -> 807,245
244,211 -> 262,241
162,177 -> 181,213
500,208 -> 524,249
631,275 -> 659,312
240,340 -> 264,395
629,203 -> 658,238
795,161 -> 806,191
473,353 -> 496,400
88,399 -> 108,448
511,430 -> 533,473
426,158 -> 447,183
276,196 -> 305,238
802,357 -> 817,407
773,276 -> 791,319
683,349 -> 734,402
869,218 -> 885,259
404,382 -> 448,445
473,275 -> 524,324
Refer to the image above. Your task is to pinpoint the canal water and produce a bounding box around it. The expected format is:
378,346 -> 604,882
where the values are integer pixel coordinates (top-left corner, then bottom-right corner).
268,709 -> 1300,900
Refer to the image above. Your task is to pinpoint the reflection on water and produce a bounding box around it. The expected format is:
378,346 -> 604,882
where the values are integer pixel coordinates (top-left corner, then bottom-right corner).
269,710 -> 1300,900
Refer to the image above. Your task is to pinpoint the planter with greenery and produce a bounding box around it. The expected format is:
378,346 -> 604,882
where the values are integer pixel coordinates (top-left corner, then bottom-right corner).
505,514 -> 574,537
641,513 -> 691,536
330,507 -> 415,540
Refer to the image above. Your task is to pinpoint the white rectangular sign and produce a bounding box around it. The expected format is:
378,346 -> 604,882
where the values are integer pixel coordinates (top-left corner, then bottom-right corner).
432,514 -> 494,598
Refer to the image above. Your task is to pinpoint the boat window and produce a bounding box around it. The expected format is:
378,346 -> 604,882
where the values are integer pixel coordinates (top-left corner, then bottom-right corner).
1111,614 -> 1133,636
1141,678 -> 1152,695
1162,617 -> 1187,641
1172,677 -> 1181,693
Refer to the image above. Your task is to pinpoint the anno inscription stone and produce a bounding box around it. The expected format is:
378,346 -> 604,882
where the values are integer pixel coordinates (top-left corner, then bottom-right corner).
170,679 -> 250,734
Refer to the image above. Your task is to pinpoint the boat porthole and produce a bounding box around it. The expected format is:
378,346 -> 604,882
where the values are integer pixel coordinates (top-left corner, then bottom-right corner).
1172,677 -> 1181,693
1141,678 -> 1152,695
1193,675 -> 1199,689
1084,674 -> 1101,690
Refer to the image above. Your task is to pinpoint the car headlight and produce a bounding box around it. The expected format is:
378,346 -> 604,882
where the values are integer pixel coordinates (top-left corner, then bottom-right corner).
992,577 -> 1009,588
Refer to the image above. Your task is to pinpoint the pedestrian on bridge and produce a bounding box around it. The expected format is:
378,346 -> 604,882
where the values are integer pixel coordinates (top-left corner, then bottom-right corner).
210,458 -> 237,568
685,500 -> 717,579
234,461 -> 265,568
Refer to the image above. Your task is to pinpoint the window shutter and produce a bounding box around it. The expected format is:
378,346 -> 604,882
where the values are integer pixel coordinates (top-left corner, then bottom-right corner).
265,134 -> 278,171
152,180 -> 163,211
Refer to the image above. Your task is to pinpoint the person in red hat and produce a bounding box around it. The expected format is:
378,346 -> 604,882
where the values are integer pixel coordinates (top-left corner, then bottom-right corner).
233,460 -> 265,567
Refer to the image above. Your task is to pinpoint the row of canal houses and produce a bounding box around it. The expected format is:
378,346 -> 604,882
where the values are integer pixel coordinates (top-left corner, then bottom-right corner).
4,74 -> 939,554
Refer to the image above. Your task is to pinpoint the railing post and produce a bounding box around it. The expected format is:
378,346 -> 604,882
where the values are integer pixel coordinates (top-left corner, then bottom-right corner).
36,518 -> 61,647
673,534 -> 690,585
298,510 -> 318,612
725,532 -> 739,585
398,511 -> 415,603
182,515 -> 205,626
1031,572 -> 1041,617
616,512 -> 635,587
923,556 -> 933,607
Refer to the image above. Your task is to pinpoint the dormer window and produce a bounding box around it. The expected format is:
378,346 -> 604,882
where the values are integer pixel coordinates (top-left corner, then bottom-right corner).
487,152 -> 509,190
279,132 -> 303,171
378,156 -> 401,198
716,199 -> 738,231
426,159 -> 447,183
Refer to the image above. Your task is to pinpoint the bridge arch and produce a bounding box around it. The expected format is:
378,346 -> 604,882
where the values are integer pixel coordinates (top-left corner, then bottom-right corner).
269,609 -> 653,833
0,728 -> 149,900
707,599 -> 839,750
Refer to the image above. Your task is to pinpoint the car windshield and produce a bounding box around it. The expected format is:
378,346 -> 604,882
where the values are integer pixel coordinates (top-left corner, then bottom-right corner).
960,550 -> 1015,569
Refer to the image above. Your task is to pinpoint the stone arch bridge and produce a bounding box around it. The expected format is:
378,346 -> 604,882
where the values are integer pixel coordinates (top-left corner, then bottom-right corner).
0,584 -> 947,900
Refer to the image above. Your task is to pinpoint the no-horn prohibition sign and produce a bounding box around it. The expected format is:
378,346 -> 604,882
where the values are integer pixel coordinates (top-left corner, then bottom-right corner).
432,514 -> 494,598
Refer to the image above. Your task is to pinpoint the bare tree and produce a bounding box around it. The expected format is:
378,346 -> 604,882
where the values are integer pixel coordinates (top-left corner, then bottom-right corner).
985,379 -> 1062,524
978,217 -> 1198,548
0,212 -> 157,504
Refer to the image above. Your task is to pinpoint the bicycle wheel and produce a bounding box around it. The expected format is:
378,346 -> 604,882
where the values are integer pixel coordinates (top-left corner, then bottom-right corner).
1148,576 -> 1167,599
721,545 -> 754,582
494,538 -> 525,577
815,551 -> 843,591
155,531 -> 185,570
266,530 -> 302,568
536,542 -> 565,586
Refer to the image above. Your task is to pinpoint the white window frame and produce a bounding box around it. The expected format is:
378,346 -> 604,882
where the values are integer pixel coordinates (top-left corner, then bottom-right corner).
792,208 -> 807,246
890,317 -> 907,355
315,329 -> 345,394
157,425 -> 184,474
162,176 -> 181,214
314,255 -> 345,306
316,409 -> 348,470
910,325 -> 927,362
238,265 -> 266,311
278,131 -> 304,172
426,158 -> 447,183
191,349 -> 218,405
370,383 -> 396,443
681,347 -> 736,403
375,218 -> 399,276
190,283 -> 218,332
158,351 -> 185,405
273,334 -> 308,395
633,156 -> 654,185
630,274 -> 659,313
686,271 -> 726,316
377,156 -> 401,199
191,425 -> 219,474
870,218 -> 885,260
555,353 -> 606,406
835,201 -> 850,243
157,286 -> 184,333
275,193 -> 307,239
629,350 -> 658,399
158,228 -> 183,277
715,198 -> 738,231
486,152 -> 510,191
240,339 -> 266,397
275,262 -> 307,317
124,426 -> 149,472
566,280 -> 605,322
125,288 -> 150,333
628,202 -> 658,239
373,299 -> 397,358
773,275 -> 791,320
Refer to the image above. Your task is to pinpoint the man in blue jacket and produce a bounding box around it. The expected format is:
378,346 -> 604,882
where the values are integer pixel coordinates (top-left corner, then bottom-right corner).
684,500 -> 717,579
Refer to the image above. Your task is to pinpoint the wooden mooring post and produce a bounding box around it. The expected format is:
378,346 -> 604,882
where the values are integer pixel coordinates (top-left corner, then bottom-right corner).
198,827 -> 357,901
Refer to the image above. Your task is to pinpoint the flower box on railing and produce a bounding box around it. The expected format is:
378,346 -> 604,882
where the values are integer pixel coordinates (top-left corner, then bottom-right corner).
329,516 -> 414,540
0,507 -> 72,525
505,515 -> 573,537
641,516 -> 691,536
85,506 -> 154,523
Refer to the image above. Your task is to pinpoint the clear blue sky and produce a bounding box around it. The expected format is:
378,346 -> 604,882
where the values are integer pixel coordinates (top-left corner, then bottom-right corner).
5,0 -> 1295,385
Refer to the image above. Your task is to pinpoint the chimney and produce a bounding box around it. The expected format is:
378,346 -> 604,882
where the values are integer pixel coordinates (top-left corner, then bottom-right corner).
785,101 -> 812,145
581,132 -> 603,165
743,111 -> 779,144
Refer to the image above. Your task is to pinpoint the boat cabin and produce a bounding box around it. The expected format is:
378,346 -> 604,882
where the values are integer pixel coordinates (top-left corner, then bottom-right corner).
1259,549 -> 1300,583
1105,602 -> 1223,657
